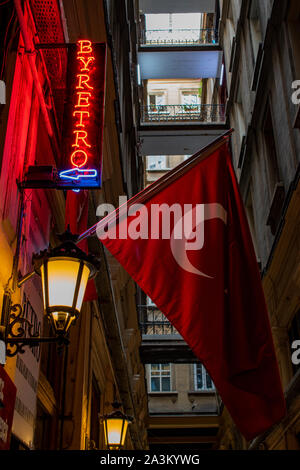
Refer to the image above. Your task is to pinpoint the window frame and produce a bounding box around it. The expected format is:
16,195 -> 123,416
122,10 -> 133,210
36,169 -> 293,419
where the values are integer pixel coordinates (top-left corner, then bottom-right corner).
147,92 -> 166,111
247,0 -> 262,65
147,155 -> 167,171
194,363 -> 214,391
150,363 -> 171,392
262,100 -> 281,199
180,91 -> 200,105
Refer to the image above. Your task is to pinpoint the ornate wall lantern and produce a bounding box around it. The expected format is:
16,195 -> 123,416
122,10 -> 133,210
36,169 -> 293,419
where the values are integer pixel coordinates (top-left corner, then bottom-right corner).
32,232 -> 98,336
100,402 -> 133,450
1,231 -> 99,356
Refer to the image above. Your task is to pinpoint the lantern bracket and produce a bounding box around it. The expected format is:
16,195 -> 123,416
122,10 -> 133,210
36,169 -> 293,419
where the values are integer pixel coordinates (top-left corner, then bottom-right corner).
4,302 -> 69,357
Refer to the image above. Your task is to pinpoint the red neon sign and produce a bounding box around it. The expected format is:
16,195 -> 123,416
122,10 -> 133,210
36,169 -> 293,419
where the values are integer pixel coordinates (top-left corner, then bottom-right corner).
59,40 -> 106,188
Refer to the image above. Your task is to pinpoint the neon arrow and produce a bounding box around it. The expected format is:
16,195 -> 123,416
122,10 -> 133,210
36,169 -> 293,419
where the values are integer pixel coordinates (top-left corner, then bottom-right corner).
59,168 -> 98,181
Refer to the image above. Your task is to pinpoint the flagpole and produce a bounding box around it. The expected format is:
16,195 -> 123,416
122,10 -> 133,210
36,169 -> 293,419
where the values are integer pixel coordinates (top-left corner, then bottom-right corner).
77,128 -> 234,243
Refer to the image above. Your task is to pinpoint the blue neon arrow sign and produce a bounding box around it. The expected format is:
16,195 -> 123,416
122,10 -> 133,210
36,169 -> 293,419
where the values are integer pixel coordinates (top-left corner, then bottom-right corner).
59,168 -> 98,181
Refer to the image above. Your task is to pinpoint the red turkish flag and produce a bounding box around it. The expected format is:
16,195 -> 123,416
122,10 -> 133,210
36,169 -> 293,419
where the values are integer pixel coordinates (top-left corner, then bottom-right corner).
97,138 -> 286,440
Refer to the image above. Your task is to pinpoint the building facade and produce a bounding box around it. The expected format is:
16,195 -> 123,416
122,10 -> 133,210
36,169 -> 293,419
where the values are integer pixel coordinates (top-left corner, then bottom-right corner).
218,0 -> 300,449
0,0 -> 147,450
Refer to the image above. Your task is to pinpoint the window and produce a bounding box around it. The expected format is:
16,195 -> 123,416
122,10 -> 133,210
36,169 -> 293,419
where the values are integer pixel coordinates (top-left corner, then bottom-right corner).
248,0 -> 262,63
145,13 -> 203,32
227,2 -> 235,69
262,103 -> 285,235
147,296 -> 156,306
262,103 -> 281,198
234,86 -> 246,147
150,364 -> 171,392
181,92 -> 199,106
147,155 -> 167,170
144,13 -> 204,45
245,184 -> 259,259
194,364 -> 214,391
181,92 -> 200,112
148,93 -> 165,111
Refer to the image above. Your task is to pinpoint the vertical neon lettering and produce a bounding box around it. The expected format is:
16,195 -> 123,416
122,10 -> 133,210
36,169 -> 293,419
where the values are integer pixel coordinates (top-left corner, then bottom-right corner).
69,40 -> 95,169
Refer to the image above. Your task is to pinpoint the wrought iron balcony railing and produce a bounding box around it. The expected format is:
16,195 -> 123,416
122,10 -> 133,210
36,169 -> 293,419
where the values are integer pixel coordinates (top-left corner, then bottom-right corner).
141,28 -> 218,46
139,306 -> 179,336
141,104 -> 225,124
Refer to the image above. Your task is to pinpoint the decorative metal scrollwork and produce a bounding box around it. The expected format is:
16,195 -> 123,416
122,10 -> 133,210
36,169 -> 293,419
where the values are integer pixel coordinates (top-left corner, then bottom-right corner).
4,303 -> 69,357
6,303 -> 40,357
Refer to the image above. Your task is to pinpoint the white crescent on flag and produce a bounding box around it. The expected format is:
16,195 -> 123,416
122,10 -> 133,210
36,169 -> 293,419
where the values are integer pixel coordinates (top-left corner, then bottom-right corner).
170,203 -> 227,278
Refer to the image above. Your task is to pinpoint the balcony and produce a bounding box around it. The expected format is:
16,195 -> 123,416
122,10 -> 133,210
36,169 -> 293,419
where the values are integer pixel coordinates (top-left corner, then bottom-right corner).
139,305 -> 197,363
141,28 -> 218,46
140,305 -> 178,335
141,104 -> 225,124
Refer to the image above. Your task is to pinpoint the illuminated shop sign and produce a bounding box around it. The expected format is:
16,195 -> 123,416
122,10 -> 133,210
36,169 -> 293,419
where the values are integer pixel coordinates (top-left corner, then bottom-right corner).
58,40 -> 107,189
0,365 -> 17,450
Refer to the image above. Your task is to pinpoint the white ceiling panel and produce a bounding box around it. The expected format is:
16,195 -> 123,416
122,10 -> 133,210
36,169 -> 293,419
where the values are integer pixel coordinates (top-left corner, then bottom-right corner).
139,0 -> 216,14
138,50 -> 223,79
139,128 -> 227,155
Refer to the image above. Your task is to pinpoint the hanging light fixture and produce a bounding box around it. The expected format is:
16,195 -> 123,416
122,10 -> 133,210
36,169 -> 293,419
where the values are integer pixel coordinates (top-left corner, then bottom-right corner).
32,230 -> 99,336
3,230 -> 100,357
101,402 -> 133,450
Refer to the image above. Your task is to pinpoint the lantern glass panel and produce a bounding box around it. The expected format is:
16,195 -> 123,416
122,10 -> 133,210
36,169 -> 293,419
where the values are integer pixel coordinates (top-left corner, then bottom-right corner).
41,259 -> 90,310
48,259 -> 80,308
76,263 -> 90,310
106,418 -> 128,447
120,420 -> 129,446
